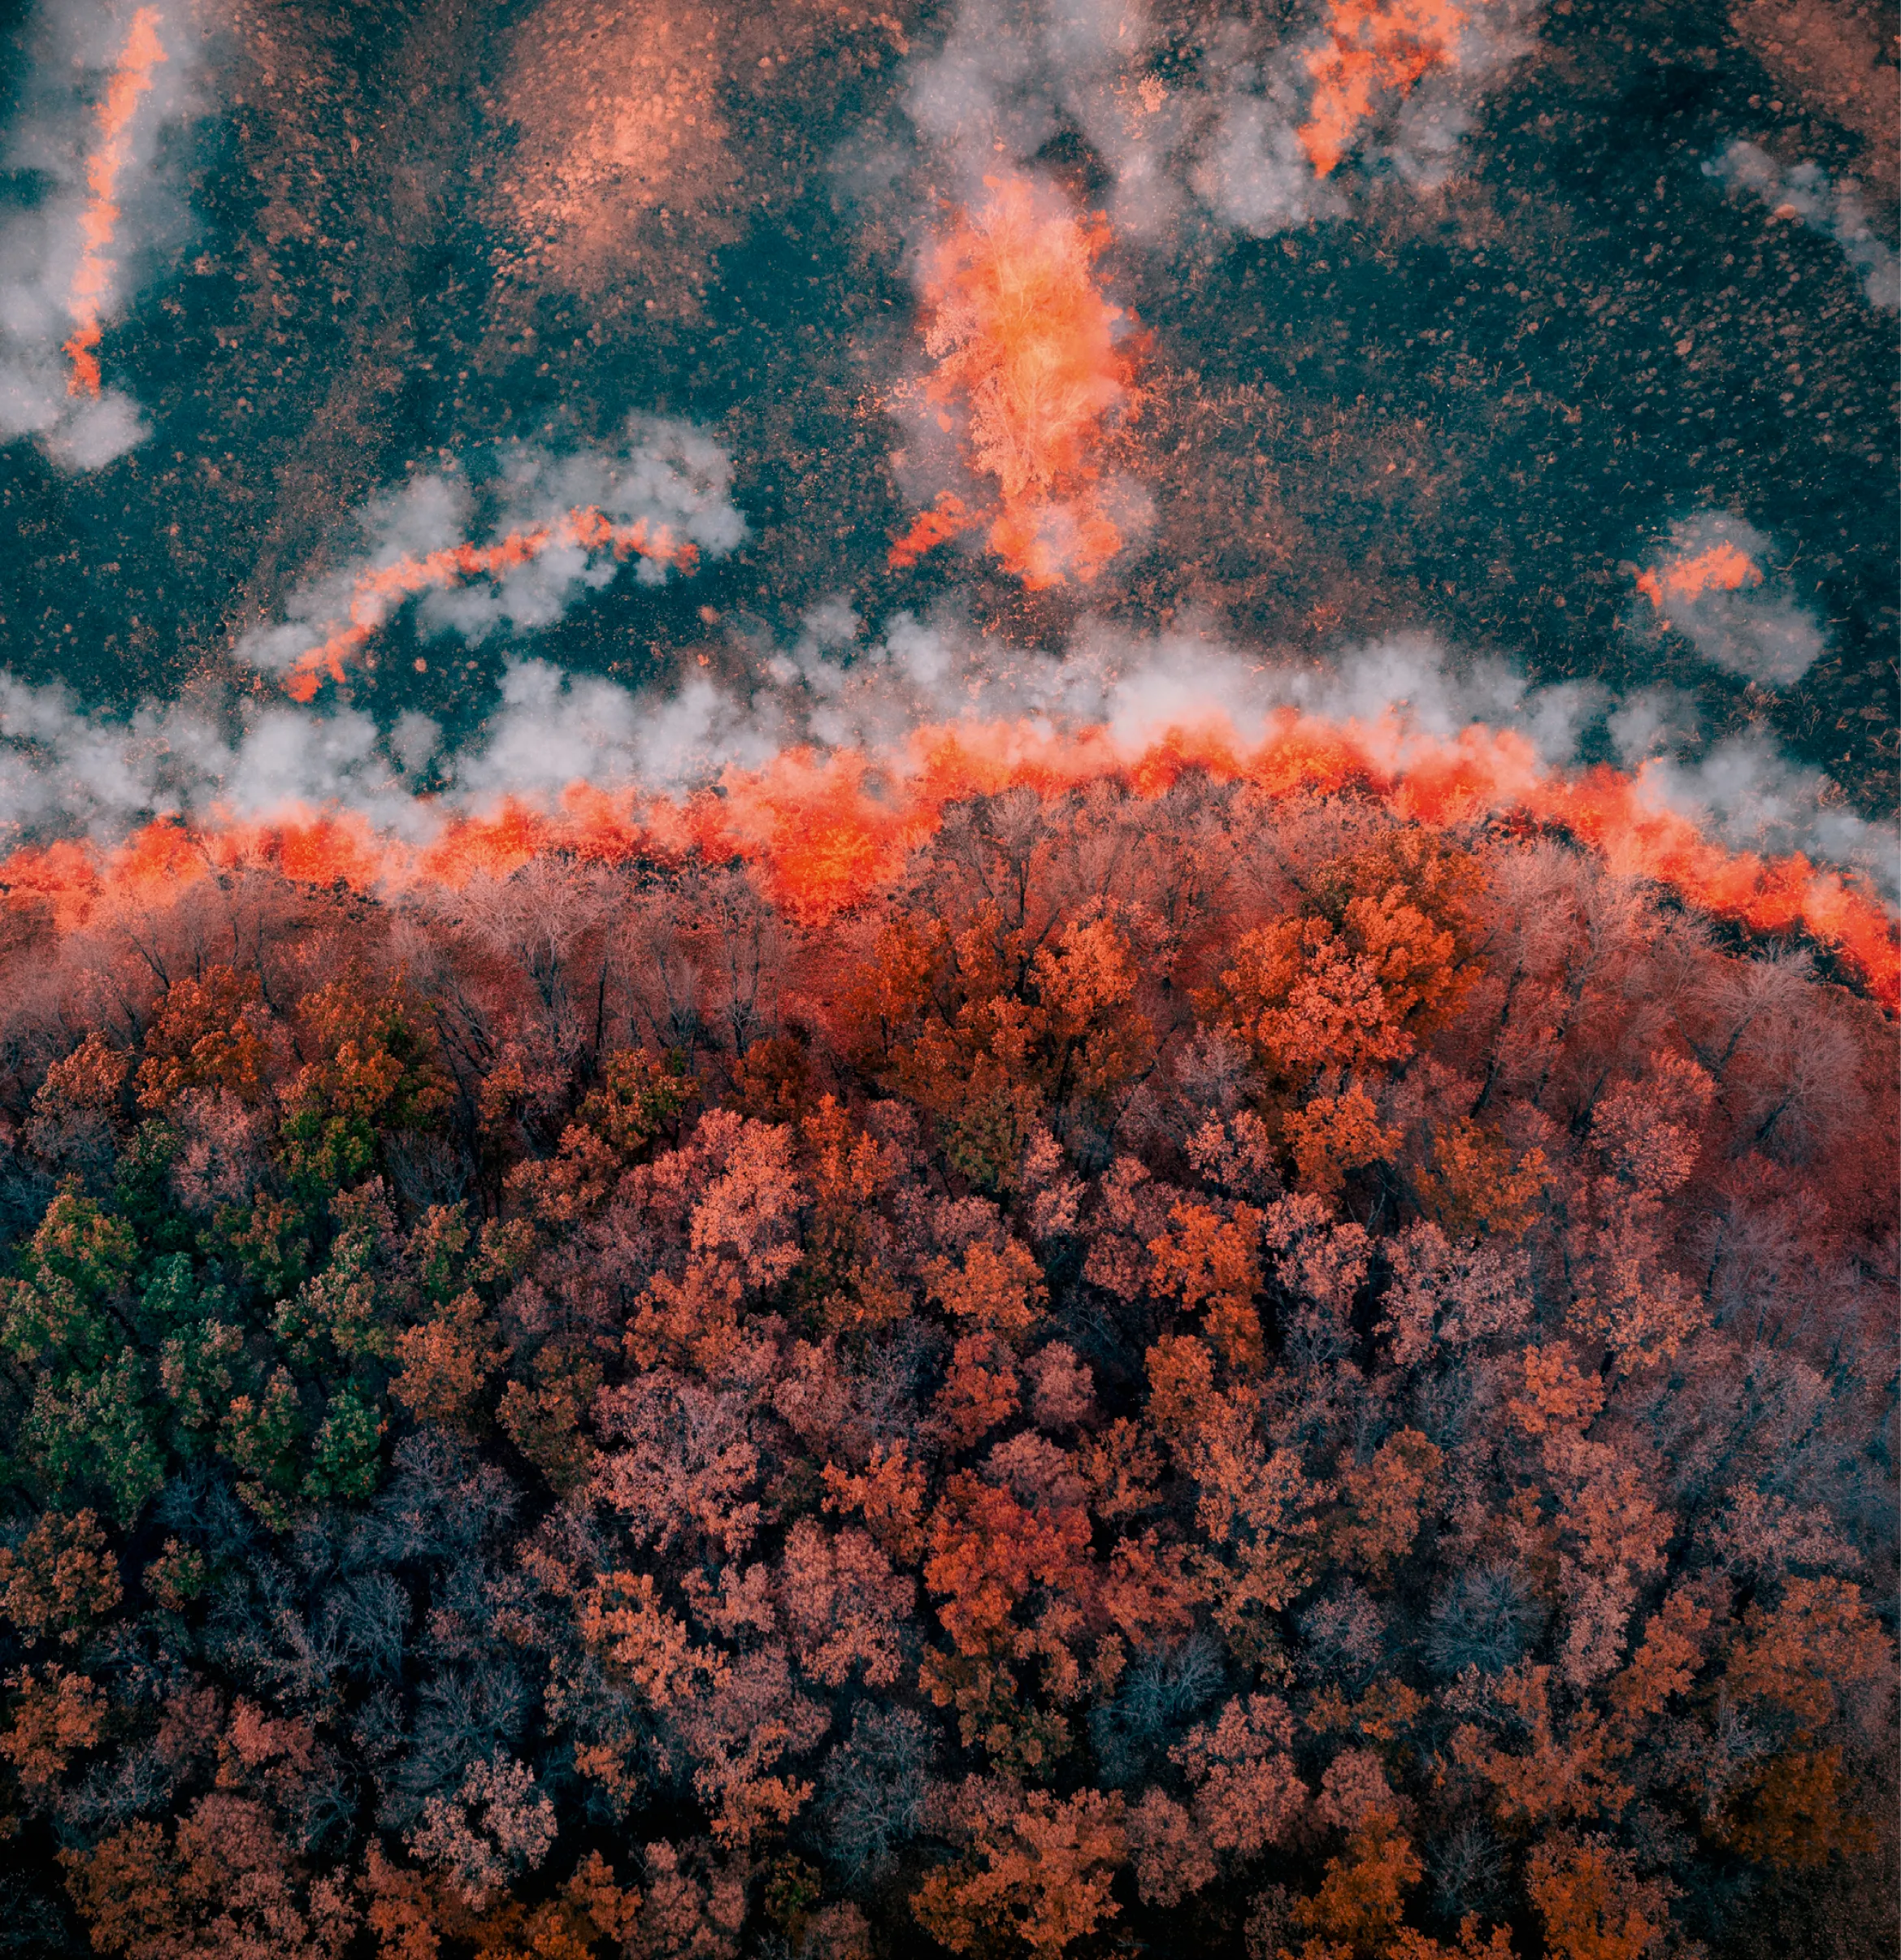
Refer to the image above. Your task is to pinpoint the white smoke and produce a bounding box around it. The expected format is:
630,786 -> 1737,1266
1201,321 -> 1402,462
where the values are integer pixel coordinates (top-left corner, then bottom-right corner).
234,417 -> 747,683
1187,32 -> 1348,239
1630,510 -> 1825,687
1606,684 -> 1702,766
0,0 -> 198,471
898,0 -> 1534,245
6,610 -> 1890,901
1704,141 -> 1899,313
0,675 -> 436,843
1638,738 -> 1900,897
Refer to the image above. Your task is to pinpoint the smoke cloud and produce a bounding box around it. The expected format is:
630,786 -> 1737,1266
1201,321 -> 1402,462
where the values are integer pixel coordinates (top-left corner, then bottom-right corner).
1704,139 -> 1900,313
899,0 -> 1533,245
1630,510 -> 1825,687
3,610 -> 1890,900
1634,734 -> 1899,894
0,0 -> 197,470
234,417 -> 747,698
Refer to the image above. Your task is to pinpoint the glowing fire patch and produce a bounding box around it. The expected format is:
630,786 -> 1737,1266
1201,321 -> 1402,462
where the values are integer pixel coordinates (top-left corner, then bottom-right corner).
6,714 -> 1893,1008
1298,0 -> 1469,178
280,510 -> 699,703
891,176 -> 1141,590
1634,540 -> 1764,611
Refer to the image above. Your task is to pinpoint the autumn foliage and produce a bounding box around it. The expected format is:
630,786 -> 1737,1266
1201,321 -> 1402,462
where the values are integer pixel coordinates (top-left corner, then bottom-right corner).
0,777 -> 1892,1958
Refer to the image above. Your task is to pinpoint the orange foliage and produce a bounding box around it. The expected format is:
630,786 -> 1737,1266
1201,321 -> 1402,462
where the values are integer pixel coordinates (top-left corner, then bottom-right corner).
892,174 -> 1141,588
1416,1117 -> 1550,1238
0,1508 -> 122,1644
1524,1835 -> 1674,1960
1721,1576 -> 1893,1740
62,1795 -> 358,1960
1721,1743 -> 1877,1872
63,8 -> 167,397
1332,1429 -> 1442,1576
362,1844 -> 640,1960
923,1470 -> 1092,1665
1607,1589 -> 1710,1736
2,1663 -> 105,1795
1207,839 -> 1482,1085
2,737 -> 1894,1957
796,1097 -> 910,1333
281,509 -> 699,702
1148,1202 -> 1266,1370
389,1290 -> 509,1431
1299,0 -> 1469,178
575,1571 -> 722,1706
822,1438 -> 930,1562
1287,1807 -> 1423,1957
1170,1693 -> 1306,1857
1283,1086 -> 1403,1199
1452,1664 -> 1632,1826
927,1238 -> 1049,1350
780,1519 -> 911,1689
35,1033 -> 128,1118
910,1778 -> 1126,1957
1509,1342 -> 1606,1437
135,964 -> 270,1111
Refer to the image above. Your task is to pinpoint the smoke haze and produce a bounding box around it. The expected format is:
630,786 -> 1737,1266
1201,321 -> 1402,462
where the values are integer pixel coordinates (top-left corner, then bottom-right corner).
0,0 -> 1892,946
0,0 -> 197,470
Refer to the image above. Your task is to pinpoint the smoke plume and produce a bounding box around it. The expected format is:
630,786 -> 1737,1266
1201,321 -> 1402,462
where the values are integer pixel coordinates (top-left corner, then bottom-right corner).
1630,511 -> 1825,687
1704,139 -> 1900,313
235,417 -> 747,700
0,0 -> 195,470
899,0 -> 1532,247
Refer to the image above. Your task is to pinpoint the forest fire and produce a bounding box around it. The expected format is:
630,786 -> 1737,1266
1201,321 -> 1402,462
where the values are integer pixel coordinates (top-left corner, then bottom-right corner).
890,175 -> 1140,588
1635,539 -> 1764,609
277,509 -> 699,702
0,0 -> 1893,1947
6,711 -> 1894,1007
62,7 -> 167,397
1298,0 -> 1470,176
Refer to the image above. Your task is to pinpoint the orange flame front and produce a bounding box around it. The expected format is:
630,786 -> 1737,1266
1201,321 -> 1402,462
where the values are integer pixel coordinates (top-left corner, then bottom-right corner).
280,510 -> 699,703
63,7 -> 167,397
1634,540 -> 1763,611
6,714 -> 1894,1010
890,176 -> 1140,589
1298,0 -> 1469,178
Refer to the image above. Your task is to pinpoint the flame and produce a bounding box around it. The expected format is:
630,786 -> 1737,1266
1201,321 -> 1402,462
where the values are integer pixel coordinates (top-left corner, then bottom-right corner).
6,713 -> 1894,1009
63,7 -> 167,397
891,176 -> 1140,589
889,492 -> 981,571
1298,0 -> 1468,178
1634,540 -> 1763,611
279,509 -> 699,703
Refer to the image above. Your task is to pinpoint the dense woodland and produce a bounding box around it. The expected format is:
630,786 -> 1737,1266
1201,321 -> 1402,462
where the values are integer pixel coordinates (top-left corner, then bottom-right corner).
0,780 -> 1893,1959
